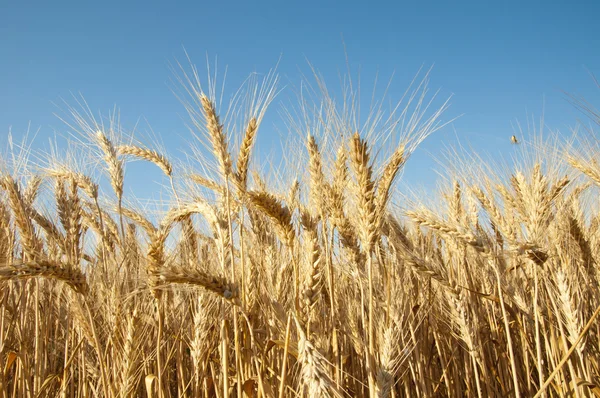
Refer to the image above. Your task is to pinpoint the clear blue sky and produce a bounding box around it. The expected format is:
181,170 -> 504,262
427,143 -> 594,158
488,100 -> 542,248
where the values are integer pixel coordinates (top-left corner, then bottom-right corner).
1,0 -> 599,195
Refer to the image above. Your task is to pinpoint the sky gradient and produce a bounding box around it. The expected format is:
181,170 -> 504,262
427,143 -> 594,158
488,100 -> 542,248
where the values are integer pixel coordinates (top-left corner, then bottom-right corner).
1,0 -> 599,195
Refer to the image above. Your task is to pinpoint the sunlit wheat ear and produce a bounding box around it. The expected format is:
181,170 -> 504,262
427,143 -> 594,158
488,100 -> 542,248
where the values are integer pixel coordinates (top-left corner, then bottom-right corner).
180,214 -> 198,261
23,175 -> 43,206
235,117 -> 258,190
406,208 -> 484,251
120,206 -> 157,236
190,295 -> 216,393
55,178 -> 71,237
119,309 -> 142,397
159,266 -> 237,302
46,168 -> 99,199
510,172 -> 527,214
548,175 -> 570,201
349,132 -> 377,251
200,95 -> 232,177
146,229 -> 168,299
1,175 -> 39,258
446,180 -> 463,224
555,269 -> 581,346
294,316 -> 344,398
470,185 -> 514,243
299,213 -> 323,328
568,213 -> 593,267
328,180 -> 363,265
375,145 -> 405,228
161,199 -> 219,229
246,190 -> 295,246
568,156 -> 600,186
399,247 -> 460,297
67,178 -> 83,261
495,182 -> 521,215
307,134 -> 326,214
0,260 -> 88,295
117,145 -> 173,177
0,203 -> 12,265
331,143 -> 348,199
95,130 -> 124,200
288,178 -> 300,210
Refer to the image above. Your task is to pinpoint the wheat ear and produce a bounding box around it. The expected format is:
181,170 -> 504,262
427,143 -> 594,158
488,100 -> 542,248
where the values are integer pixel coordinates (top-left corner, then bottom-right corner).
0,260 -> 88,294
1,176 -> 40,258
375,146 -> 405,229
200,95 -> 232,177
246,190 -> 295,246
294,316 -> 344,398
95,131 -> 124,201
349,132 -> 377,251
159,266 -> 237,301
235,117 -> 258,190
118,145 -> 173,177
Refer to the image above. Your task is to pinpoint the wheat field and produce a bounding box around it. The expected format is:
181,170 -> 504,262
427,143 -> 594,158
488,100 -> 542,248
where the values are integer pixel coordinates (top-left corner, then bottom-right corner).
1,67 -> 599,398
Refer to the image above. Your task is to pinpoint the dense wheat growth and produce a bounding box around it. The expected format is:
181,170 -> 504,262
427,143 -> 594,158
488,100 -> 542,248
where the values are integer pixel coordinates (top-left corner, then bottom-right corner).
1,66 -> 600,398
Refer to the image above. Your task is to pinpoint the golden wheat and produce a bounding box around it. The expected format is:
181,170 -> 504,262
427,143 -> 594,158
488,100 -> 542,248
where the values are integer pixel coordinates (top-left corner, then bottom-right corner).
1,67 -> 599,398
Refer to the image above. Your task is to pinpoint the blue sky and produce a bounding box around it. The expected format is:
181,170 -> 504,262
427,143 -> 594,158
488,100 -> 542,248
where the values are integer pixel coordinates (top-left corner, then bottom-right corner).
1,0 -> 599,196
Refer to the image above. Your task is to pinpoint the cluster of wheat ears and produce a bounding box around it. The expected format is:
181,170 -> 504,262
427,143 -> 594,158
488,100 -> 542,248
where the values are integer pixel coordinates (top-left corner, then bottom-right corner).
1,66 -> 600,398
